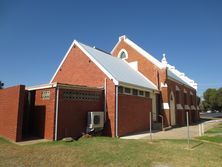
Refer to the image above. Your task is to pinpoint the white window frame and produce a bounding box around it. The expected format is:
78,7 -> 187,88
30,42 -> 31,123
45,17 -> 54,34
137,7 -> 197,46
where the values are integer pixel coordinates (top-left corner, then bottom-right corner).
124,87 -> 132,95
118,49 -> 128,60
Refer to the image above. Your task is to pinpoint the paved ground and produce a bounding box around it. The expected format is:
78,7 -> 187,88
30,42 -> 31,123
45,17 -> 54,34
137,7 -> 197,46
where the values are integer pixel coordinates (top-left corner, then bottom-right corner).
121,115 -> 222,140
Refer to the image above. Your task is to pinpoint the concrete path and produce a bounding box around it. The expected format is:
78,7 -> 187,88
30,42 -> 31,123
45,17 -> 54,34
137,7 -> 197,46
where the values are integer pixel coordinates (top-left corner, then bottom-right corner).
121,121 -> 222,140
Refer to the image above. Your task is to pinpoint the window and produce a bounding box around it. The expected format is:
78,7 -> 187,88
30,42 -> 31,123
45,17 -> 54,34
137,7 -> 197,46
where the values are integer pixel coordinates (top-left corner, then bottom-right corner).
120,52 -> 126,59
124,87 -> 131,94
118,49 -> 128,60
132,89 -> 138,96
118,86 -> 123,94
138,90 -> 144,96
145,92 -> 150,98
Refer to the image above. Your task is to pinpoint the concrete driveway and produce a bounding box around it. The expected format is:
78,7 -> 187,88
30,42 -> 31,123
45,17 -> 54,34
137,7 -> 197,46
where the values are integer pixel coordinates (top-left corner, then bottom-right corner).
121,120 -> 222,140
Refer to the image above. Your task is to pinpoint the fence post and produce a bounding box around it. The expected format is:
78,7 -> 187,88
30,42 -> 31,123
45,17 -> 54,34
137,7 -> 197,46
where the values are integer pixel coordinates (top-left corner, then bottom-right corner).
186,111 -> 190,149
150,111 -> 152,142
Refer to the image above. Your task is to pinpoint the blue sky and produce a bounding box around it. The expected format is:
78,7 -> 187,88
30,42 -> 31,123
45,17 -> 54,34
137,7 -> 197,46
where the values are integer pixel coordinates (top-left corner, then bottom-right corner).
0,0 -> 222,96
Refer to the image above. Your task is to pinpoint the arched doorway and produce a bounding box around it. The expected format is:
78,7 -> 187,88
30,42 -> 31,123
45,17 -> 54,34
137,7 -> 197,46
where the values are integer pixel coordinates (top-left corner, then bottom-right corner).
170,91 -> 176,126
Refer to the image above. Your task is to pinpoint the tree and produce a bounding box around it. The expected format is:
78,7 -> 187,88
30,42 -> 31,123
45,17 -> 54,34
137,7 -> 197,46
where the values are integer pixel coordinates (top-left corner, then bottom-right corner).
0,81 -> 4,89
203,88 -> 222,112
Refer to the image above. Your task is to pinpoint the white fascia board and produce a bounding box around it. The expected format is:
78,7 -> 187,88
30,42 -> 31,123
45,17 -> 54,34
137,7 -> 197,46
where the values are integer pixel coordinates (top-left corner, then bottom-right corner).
124,38 -> 163,69
75,41 -> 119,86
50,41 -> 76,83
26,82 -> 57,91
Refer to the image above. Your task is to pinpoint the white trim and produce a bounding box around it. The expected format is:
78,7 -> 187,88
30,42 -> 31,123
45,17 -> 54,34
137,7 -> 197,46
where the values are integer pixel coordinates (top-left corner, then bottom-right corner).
191,105 -> 196,110
50,41 -> 75,83
123,87 -> 132,95
115,86 -> 119,137
184,89 -> 187,93
54,87 -> 59,141
75,41 -> 119,85
128,61 -> 138,71
26,83 -> 57,91
162,103 -> 170,109
176,104 -> 184,110
184,105 -> 190,110
190,91 -> 194,95
176,85 -> 180,91
111,35 -> 163,69
117,48 -> 128,60
110,35 -> 124,54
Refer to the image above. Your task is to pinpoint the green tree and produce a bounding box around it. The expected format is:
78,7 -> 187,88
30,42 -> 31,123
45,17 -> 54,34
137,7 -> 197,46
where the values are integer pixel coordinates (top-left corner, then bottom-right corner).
203,88 -> 217,111
0,81 -> 4,89
216,88 -> 222,111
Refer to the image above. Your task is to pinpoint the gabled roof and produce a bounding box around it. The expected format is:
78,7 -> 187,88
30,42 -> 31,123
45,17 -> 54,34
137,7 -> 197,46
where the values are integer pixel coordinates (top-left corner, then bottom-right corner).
50,40 -> 158,91
111,35 -> 164,69
111,35 -> 198,90
78,42 -> 158,91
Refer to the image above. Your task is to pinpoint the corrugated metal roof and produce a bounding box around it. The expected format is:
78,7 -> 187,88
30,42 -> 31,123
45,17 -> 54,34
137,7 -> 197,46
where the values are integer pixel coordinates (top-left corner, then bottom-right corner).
78,42 -> 158,91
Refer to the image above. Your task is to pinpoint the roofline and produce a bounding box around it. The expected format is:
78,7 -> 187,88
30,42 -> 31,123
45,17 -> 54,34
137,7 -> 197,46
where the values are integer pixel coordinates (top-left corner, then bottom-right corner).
26,82 -> 103,91
76,41 -> 119,85
167,76 -> 197,91
111,35 -> 163,69
50,40 -> 75,83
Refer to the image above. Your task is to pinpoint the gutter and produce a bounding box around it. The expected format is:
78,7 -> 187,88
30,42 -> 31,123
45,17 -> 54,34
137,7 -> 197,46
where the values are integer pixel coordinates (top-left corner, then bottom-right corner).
115,86 -> 119,137
54,86 -> 60,141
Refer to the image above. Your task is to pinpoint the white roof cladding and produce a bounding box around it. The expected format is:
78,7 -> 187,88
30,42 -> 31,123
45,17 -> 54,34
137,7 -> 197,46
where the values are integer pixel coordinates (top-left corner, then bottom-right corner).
167,64 -> 198,90
78,41 -> 158,91
111,35 -> 197,90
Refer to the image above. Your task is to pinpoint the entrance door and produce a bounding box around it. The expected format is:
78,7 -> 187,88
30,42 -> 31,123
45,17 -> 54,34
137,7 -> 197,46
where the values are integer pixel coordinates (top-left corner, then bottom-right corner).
170,91 -> 176,126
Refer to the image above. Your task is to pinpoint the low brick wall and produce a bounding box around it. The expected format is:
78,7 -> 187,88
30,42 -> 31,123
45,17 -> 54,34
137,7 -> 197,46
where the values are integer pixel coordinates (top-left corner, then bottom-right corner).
118,94 -> 152,136
0,85 -> 26,142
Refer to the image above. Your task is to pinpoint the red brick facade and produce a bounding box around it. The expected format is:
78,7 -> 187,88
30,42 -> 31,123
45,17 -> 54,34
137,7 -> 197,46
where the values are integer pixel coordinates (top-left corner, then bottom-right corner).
57,88 -> 104,140
112,37 -> 200,127
0,85 -> 26,142
52,45 -> 117,137
33,88 -> 56,140
118,94 -> 152,136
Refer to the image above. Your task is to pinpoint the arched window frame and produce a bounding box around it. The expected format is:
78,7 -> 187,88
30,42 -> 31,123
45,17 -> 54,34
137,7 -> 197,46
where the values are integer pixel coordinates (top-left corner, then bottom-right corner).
118,49 -> 128,60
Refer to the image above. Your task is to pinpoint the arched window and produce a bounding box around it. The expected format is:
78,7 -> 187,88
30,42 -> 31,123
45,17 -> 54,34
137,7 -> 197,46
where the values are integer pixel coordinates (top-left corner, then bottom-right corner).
118,49 -> 128,60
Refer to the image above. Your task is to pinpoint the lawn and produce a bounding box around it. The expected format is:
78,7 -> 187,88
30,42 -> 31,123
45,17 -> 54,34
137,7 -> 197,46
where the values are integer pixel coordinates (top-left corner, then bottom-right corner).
198,123 -> 222,143
0,137 -> 222,167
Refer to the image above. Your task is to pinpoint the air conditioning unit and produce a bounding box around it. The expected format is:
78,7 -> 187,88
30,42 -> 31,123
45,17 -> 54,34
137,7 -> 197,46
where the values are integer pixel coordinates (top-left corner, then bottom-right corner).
87,111 -> 104,133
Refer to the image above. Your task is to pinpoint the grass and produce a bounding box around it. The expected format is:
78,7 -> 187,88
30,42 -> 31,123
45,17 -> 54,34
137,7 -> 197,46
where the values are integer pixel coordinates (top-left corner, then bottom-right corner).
198,123 -> 222,143
0,137 -> 222,167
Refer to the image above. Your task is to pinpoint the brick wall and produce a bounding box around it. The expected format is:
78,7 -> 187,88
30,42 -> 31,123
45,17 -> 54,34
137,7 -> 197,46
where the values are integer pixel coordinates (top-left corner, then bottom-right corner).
34,88 -> 56,140
118,94 -> 152,136
112,40 -> 167,87
0,85 -> 26,142
57,88 -> 104,140
52,45 -> 116,137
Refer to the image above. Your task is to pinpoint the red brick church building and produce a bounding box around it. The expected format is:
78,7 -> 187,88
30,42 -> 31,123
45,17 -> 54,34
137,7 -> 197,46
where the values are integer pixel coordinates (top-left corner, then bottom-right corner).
0,35 -> 200,142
